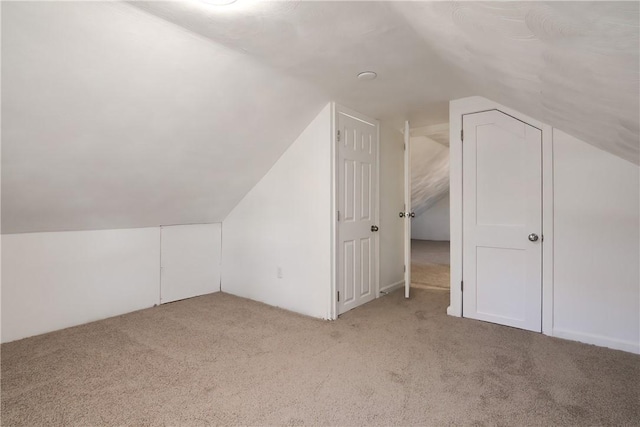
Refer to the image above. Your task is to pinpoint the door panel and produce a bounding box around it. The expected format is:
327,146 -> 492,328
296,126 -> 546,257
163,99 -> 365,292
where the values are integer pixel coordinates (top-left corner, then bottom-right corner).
476,124 -> 527,226
476,247 -> 527,320
462,110 -> 542,332
337,109 -> 378,315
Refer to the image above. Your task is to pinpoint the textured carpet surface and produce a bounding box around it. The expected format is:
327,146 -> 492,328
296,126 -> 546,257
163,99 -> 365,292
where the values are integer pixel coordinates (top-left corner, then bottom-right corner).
411,240 -> 450,289
2,289 -> 639,426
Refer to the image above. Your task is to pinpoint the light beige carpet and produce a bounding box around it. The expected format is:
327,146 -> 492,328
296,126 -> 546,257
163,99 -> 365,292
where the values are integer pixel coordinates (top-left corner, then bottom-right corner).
2,289 -> 639,426
411,239 -> 450,289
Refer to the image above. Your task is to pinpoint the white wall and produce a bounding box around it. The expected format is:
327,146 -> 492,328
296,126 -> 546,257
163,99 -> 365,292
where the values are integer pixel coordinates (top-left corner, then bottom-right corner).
160,224 -> 222,304
411,192 -> 450,241
2,228 -> 160,343
379,122 -> 405,292
553,129 -> 639,353
2,223 -> 222,343
222,104 -> 332,319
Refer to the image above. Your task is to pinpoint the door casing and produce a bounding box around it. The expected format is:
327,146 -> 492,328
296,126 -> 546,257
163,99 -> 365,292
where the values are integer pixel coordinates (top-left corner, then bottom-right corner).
449,96 -> 554,336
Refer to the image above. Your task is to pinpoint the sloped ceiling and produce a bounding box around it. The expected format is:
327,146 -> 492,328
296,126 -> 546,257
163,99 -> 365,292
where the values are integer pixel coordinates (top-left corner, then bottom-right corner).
131,0 -> 639,163
393,1 -> 639,164
2,1 -> 638,233
1,2 -> 327,233
411,136 -> 449,216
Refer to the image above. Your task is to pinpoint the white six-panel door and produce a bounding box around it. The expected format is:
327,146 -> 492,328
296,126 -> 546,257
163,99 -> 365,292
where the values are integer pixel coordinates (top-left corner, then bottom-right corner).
462,110 -> 542,332
337,109 -> 378,315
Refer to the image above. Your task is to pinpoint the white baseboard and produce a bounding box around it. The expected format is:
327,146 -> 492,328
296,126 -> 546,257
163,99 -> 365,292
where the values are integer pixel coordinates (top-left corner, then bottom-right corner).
380,280 -> 404,294
552,328 -> 640,354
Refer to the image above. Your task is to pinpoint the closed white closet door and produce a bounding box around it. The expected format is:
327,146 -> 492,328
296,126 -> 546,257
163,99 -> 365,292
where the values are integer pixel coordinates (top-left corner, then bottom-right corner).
336,108 -> 379,315
160,224 -> 221,304
462,110 -> 542,332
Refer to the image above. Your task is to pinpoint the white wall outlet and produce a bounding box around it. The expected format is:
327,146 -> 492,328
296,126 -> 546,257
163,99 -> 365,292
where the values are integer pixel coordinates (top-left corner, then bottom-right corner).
277,266 -> 283,279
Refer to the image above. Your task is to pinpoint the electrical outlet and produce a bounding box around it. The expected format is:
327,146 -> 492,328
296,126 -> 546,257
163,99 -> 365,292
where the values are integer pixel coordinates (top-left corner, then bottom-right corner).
277,266 -> 283,279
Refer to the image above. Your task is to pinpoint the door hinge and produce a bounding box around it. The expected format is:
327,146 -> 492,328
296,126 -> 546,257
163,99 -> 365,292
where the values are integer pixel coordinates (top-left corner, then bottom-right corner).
337,210 -> 340,221
461,281 -> 464,292
461,129 -> 464,142
337,291 -> 340,302
337,130 -> 341,142
404,265 -> 406,273
403,143 -> 406,151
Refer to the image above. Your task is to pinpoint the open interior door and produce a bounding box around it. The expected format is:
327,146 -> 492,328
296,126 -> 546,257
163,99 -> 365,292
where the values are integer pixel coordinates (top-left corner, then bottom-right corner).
403,120 -> 411,298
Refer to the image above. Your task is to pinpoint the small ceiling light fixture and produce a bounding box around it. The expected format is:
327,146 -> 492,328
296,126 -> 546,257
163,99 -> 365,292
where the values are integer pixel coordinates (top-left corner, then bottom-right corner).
357,71 -> 377,81
201,0 -> 237,5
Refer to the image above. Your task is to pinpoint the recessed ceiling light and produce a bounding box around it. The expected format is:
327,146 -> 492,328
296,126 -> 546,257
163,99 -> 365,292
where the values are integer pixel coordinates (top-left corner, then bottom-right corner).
201,0 -> 237,5
357,71 -> 377,81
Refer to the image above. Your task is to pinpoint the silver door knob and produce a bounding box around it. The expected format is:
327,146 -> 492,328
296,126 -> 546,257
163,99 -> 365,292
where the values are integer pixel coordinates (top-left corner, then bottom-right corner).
528,233 -> 539,242
399,212 -> 405,218
371,225 -> 379,232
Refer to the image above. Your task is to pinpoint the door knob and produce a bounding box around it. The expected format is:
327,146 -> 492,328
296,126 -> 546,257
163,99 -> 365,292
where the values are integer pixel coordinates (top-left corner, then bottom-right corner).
399,212 -> 415,218
371,225 -> 379,232
399,212 -> 405,218
528,233 -> 539,242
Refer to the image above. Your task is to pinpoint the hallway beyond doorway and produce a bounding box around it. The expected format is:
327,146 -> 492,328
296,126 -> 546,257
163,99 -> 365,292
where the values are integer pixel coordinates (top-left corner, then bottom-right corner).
411,239 -> 450,290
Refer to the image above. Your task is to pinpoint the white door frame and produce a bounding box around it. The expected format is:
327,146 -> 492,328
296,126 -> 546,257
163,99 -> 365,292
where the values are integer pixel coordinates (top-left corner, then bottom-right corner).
449,96 -> 554,335
403,120 -> 411,298
329,103 -> 380,320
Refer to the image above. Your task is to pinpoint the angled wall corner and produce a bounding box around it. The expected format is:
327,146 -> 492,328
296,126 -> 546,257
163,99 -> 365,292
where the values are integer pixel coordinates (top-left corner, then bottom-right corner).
221,104 -> 333,319
412,193 -> 450,241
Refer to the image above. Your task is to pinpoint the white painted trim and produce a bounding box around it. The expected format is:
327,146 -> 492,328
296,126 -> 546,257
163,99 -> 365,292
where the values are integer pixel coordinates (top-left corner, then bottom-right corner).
335,104 -> 378,127
449,101 -> 463,317
541,124 -> 554,335
330,102 -> 337,320
380,280 -> 404,294
552,328 -> 640,355
331,103 -> 380,319
449,97 -> 554,338
375,117 -> 381,300
404,120 -> 411,299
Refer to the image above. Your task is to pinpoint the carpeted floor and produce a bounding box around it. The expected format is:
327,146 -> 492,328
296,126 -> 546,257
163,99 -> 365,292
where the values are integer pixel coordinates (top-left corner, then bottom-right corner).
2,289 -> 639,426
411,239 -> 450,289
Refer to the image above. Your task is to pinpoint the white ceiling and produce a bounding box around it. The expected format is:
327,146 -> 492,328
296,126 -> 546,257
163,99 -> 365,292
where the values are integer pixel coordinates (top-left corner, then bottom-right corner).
2,1 -> 638,233
2,2 -> 327,233
131,0 -> 639,162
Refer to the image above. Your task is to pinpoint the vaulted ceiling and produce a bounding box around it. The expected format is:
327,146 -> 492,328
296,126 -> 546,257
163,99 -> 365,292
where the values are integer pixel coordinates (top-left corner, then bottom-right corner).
411,135 -> 449,217
2,1 -> 638,233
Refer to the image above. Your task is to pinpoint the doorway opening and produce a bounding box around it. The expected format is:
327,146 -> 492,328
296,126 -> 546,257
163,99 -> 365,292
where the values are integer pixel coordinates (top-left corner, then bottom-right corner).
408,123 -> 451,298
